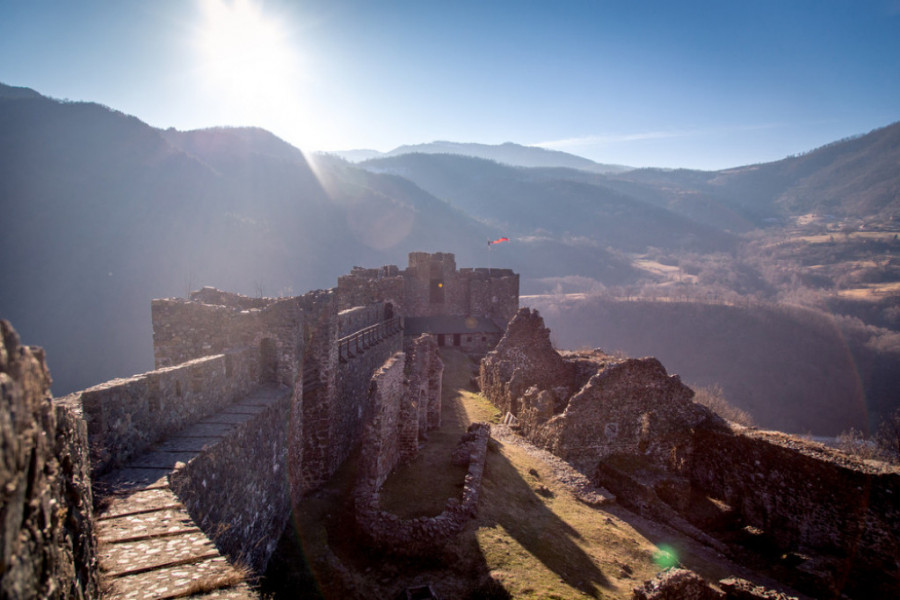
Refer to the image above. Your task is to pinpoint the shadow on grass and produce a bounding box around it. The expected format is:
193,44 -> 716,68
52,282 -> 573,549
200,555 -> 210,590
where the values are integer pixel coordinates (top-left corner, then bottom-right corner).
478,446 -> 612,597
258,348 -> 610,598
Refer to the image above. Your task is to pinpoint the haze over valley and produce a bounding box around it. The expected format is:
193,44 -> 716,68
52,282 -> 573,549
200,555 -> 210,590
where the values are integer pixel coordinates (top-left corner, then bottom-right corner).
2,80 -> 900,440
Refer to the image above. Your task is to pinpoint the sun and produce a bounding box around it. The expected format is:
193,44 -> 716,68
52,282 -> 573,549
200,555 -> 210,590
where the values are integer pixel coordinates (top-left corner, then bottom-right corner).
193,0 -> 303,119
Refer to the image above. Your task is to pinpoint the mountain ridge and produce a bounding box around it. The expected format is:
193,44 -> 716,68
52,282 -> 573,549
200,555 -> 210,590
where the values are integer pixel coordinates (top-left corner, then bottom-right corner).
330,140 -> 632,173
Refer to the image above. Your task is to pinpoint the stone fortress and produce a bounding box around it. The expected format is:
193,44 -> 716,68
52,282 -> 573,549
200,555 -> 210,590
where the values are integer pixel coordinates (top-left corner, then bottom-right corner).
1,251 -> 898,599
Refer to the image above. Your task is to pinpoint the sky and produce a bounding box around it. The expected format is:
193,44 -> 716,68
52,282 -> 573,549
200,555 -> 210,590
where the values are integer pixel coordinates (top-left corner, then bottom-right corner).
1,0 -> 899,170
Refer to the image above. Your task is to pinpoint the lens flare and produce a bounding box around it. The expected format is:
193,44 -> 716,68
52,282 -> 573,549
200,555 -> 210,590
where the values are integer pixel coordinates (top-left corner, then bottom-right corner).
653,543 -> 679,570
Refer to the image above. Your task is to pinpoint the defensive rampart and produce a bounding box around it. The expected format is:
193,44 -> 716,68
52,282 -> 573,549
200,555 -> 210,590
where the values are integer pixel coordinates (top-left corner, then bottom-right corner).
66,346 -> 260,477
167,385 -> 293,573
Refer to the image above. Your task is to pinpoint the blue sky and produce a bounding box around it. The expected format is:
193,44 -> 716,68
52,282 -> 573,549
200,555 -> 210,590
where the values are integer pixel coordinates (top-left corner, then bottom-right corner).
1,0 -> 898,169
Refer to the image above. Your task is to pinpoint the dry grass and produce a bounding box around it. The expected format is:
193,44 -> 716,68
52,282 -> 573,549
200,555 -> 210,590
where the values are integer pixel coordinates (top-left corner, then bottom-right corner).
162,563 -> 252,599
261,347 -> 797,599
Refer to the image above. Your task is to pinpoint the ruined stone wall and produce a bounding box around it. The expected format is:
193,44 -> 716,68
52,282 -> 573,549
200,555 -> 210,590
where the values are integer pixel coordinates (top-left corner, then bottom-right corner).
168,386 -> 292,574
355,423 -> 490,557
189,287 -> 273,310
406,334 -> 443,435
533,358 -> 715,474
686,428 -> 900,598
356,354 -> 412,490
479,308 -> 574,417
1,320 -> 97,600
70,346 -> 259,476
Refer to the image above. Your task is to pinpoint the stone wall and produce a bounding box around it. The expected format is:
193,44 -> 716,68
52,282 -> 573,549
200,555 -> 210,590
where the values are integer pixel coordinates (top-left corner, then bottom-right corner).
1,320 -> 97,600
152,293 -> 303,387
168,386 -> 292,573
479,308 -> 575,417
406,334 -> 443,435
534,358 -> 717,474
291,290 -> 338,498
69,347 -> 259,476
686,428 -> 900,598
462,267 -> 520,327
336,267 -> 405,315
355,423 -> 490,556
356,354 -> 413,489
331,315 -> 404,478
190,287 -> 273,310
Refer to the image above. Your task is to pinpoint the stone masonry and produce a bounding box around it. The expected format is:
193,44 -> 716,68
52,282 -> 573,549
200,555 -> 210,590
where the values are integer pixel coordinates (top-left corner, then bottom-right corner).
1,320 -> 97,600
479,307 -> 900,598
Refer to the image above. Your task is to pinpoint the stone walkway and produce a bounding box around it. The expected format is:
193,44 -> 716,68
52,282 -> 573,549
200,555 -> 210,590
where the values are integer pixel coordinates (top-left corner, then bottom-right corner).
95,386 -> 289,599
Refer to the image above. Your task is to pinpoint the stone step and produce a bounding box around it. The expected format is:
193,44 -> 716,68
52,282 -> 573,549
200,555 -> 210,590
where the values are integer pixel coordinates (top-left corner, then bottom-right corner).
93,385 -> 291,600
102,554 -> 246,600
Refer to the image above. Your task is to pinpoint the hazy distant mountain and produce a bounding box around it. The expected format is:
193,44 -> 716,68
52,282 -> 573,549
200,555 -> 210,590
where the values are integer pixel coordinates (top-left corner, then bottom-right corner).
0,84 -> 636,394
3,80 -> 899,433
0,85 -> 501,393
362,152 -> 736,253
614,121 -> 900,224
333,140 -> 631,173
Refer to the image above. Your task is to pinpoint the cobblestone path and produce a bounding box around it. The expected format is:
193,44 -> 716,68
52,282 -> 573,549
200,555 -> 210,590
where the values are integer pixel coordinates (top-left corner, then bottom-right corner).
94,386 -> 289,599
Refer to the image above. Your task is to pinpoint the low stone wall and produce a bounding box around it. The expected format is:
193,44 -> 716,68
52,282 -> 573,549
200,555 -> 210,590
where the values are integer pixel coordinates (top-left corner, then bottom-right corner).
355,423 -> 491,556
631,569 -> 796,600
168,386 -> 292,574
686,428 -> 900,598
1,320 -> 97,599
68,346 -> 259,476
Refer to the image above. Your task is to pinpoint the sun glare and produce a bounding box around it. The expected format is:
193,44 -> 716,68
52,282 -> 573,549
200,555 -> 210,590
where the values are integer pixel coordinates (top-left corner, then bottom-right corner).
192,0 -> 316,141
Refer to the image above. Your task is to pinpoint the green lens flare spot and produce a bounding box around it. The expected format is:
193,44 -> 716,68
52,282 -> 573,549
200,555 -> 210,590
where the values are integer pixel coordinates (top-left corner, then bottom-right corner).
654,544 -> 679,570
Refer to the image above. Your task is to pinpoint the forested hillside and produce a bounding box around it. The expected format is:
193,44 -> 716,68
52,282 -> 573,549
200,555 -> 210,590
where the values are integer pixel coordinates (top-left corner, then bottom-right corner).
2,81 -> 899,438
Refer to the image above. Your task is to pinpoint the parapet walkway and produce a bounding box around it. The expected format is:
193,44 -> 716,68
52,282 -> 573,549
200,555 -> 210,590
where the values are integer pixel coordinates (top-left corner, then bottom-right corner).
94,386 -> 289,600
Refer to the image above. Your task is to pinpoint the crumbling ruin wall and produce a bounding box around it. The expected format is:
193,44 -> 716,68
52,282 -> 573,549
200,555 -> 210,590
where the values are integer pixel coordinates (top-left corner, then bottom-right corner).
356,354 -> 415,489
406,334 -> 443,435
479,308 -> 574,417
686,428 -> 900,598
70,346 -> 259,476
1,320 -> 97,600
168,386 -> 292,574
533,358 -> 715,474
355,423 -> 490,557
189,287 -> 273,310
